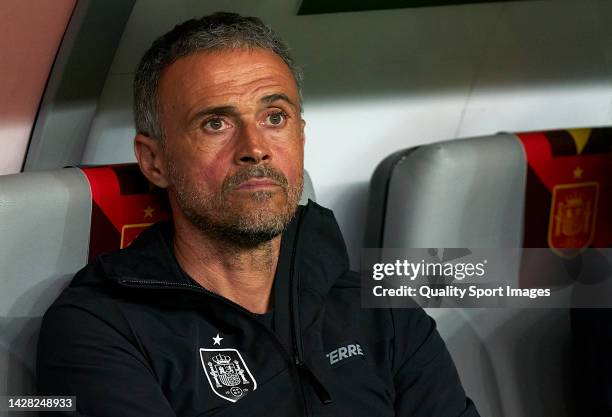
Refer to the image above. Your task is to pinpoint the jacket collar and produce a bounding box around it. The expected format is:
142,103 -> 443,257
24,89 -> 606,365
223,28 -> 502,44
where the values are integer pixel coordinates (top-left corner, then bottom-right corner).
98,201 -> 350,298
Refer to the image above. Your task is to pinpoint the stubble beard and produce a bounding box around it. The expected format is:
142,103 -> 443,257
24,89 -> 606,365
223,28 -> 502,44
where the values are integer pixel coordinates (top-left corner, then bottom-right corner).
167,162 -> 303,248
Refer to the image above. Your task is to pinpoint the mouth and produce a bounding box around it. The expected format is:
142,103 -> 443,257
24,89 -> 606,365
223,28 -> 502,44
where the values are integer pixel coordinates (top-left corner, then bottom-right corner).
235,178 -> 282,190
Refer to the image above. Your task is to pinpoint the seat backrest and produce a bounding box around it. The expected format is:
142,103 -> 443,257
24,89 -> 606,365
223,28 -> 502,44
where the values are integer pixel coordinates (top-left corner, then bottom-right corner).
0,164 -> 315,401
0,168 -> 91,403
365,127 -> 611,417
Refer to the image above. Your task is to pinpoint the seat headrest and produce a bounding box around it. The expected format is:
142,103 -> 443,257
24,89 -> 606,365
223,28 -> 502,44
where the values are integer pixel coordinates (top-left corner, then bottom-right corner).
81,164 -> 171,260
366,127 -> 611,251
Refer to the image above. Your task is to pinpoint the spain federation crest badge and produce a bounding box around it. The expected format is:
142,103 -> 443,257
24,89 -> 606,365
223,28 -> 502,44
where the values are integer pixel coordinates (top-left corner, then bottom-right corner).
548,182 -> 599,258
200,348 -> 257,402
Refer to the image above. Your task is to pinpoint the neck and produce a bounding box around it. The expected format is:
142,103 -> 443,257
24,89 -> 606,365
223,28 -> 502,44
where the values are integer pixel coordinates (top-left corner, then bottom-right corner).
172,216 -> 281,314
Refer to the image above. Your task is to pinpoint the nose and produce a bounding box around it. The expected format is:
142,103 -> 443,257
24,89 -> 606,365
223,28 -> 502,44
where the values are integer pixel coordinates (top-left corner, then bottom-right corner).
234,123 -> 271,165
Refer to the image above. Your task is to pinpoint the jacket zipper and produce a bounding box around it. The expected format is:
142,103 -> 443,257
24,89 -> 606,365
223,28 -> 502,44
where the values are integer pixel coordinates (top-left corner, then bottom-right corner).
288,207 -> 333,410
287,210 -> 312,416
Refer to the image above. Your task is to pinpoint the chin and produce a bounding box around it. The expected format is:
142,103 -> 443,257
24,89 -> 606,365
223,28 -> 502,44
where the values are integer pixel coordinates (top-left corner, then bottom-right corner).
216,208 -> 292,247
235,204 -> 294,228
232,190 -> 287,212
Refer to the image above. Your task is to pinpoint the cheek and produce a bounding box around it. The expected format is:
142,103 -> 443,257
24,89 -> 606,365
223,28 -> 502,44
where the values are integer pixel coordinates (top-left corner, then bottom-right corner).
172,148 -> 231,192
199,163 -> 235,195
272,142 -> 304,183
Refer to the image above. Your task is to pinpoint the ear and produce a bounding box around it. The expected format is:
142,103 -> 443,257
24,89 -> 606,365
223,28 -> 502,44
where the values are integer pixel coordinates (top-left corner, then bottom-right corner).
134,134 -> 170,188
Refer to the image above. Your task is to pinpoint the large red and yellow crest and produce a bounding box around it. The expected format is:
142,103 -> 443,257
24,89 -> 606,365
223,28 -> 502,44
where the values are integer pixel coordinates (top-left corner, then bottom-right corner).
518,128 -> 611,287
548,182 -> 598,257
519,128 -> 611,254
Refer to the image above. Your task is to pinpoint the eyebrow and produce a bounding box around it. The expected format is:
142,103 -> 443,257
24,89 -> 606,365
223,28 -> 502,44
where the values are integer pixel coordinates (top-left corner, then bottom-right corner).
191,106 -> 237,123
259,93 -> 299,110
189,93 -> 300,125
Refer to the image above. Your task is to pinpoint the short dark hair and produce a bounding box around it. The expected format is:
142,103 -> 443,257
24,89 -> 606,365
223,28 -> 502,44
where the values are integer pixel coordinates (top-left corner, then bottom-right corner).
133,12 -> 302,140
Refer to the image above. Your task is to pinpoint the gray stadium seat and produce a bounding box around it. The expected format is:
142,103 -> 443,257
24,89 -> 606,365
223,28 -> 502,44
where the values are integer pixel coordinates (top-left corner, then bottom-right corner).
0,165 -> 314,413
364,129 -> 611,417
0,168 -> 91,417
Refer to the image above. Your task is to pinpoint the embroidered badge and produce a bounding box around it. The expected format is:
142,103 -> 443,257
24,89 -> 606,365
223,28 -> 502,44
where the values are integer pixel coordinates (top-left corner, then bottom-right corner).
200,347 -> 257,402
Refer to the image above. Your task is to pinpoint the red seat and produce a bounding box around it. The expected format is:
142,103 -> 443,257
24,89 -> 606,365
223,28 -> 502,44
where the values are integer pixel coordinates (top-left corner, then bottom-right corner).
81,164 -> 171,260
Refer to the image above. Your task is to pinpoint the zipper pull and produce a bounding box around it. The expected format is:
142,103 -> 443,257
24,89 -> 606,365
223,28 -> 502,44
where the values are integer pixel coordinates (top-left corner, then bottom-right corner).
296,360 -> 333,405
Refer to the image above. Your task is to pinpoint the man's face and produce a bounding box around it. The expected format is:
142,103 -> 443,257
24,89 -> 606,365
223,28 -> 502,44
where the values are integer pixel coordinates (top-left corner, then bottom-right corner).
156,48 -> 305,245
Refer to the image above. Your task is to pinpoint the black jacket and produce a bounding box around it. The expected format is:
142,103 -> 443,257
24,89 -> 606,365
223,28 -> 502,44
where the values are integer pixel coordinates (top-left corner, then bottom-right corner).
37,202 -> 479,417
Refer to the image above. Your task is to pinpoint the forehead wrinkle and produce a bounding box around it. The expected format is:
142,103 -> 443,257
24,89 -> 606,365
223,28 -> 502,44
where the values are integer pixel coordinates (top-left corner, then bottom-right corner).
206,70 -> 295,98
186,79 -> 297,119
193,52 -> 297,97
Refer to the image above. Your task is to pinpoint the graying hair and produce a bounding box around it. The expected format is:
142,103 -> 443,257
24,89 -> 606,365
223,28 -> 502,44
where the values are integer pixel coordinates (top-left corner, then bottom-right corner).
133,12 -> 303,140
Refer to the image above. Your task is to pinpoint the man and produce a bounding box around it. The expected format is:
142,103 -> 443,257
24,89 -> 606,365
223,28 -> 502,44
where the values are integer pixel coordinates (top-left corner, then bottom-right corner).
37,12 -> 479,417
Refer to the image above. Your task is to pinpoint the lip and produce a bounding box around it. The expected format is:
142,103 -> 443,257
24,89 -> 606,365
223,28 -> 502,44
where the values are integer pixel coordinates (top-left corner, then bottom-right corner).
235,178 -> 281,190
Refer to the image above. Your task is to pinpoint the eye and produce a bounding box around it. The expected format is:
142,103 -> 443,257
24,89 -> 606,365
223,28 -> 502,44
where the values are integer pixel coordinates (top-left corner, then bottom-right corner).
265,111 -> 288,127
203,117 -> 230,132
